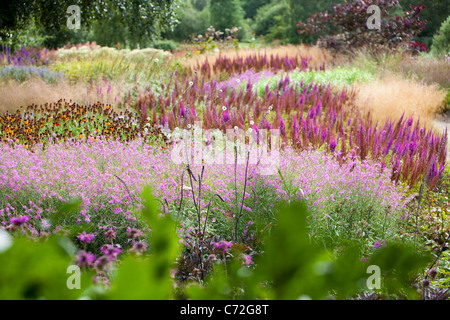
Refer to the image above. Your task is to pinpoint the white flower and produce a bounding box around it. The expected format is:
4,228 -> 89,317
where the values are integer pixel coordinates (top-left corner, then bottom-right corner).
234,126 -> 238,130
0,229 -> 12,253
189,81 -> 194,86
268,105 -> 273,111
187,124 -> 191,129
248,128 -> 253,133
250,120 -> 254,125
236,79 -> 240,83
222,106 -> 227,111
147,117 -> 151,121
155,58 -> 159,63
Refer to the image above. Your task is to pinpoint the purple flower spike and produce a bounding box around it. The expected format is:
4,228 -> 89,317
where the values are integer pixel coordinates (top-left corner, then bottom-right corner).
222,110 -> 230,123
329,139 -> 337,152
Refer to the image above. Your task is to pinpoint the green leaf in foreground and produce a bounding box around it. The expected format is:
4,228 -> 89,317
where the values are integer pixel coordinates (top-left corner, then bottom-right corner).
106,186 -> 180,299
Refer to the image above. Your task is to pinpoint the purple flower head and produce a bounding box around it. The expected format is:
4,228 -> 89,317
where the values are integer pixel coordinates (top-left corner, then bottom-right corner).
104,229 -> 116,241
329,139 -> 337,152
10,215 -> 30,226
279,117 -> 286,138
94,255 -> 112,271
76,250 -> 96,268
131,241 -> 147,254
127,228 -> 143,239
242,254 -> 252,266
214,240 -> 233,252
374,242 -> 381,248
77,231 -> 95,243
292,115 -> 300,139
321,128 -> 327,143
180,104 -> 186,118
406,117 -> 413,127
100,244 -> 121,258
222,110 -> 231,123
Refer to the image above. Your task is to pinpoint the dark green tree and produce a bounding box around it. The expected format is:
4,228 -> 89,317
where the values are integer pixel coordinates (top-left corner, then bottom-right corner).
0,0 -> 180,49
192,0 -> 209,11
163,0 -> 211,41
241,0 -> 271,19
253,0 -> 343,44
210,0 -> 245,31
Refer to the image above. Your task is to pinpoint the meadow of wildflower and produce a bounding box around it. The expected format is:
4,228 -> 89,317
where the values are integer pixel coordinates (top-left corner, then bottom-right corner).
0,40 -> 449,301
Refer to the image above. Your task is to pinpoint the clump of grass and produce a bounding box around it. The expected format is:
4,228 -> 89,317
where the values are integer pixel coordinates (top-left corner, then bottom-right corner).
394,54 -> 450,89
355,73 -> 447,126
0,78 -> 128,115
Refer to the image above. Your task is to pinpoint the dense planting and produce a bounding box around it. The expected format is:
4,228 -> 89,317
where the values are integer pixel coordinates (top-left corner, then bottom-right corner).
0,39 -> 448,300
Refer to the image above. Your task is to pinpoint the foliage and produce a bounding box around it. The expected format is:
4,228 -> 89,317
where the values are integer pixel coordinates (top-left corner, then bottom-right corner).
151,40 -> 178,52
252,67 -> 375,94
296,0 -> 427,53
399,0 -> 450,47
241,0 -> 271,20
0,0 -> 180,50
164,0 -> 211,42
50,44 -> 175,84
210,0 -> 246,39
253,1 -> 289,38
431,16 -> 450,56
0,193 -> 434,300
191,26 -> 241,55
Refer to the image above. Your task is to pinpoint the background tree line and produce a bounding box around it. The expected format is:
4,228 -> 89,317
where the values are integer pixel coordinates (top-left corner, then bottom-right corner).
0,0 -> 448,50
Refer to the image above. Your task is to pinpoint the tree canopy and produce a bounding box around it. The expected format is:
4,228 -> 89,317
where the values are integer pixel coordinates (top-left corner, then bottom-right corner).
0,0 -> 180,49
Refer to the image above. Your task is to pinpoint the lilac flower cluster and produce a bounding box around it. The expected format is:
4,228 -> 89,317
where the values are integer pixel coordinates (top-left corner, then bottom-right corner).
0,65 -> 63,83
203,69 -> 277,93
77,231 -> 96,243
0,137 -> 414,253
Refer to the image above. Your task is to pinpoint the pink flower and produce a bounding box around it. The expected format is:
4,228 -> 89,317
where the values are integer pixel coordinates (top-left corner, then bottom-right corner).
76,250 -> 96,268
10,215 -> 30,226
242,254 -> 252,266
214,240 -> 233,252
77,231 -> 95,243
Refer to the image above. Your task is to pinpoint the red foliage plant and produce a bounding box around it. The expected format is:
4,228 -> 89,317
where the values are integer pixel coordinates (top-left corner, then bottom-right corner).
296,0 -> 427,53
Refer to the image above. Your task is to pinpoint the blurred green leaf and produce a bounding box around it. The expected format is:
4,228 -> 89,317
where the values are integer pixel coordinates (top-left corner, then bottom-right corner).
0,236 -> 87,300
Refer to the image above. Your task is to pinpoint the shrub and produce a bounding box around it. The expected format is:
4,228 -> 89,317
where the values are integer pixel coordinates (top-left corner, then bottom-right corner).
431,16 -> 450,56
296,0 -> 427,53
253,1 -> 288,37
151,40 -> 177,52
